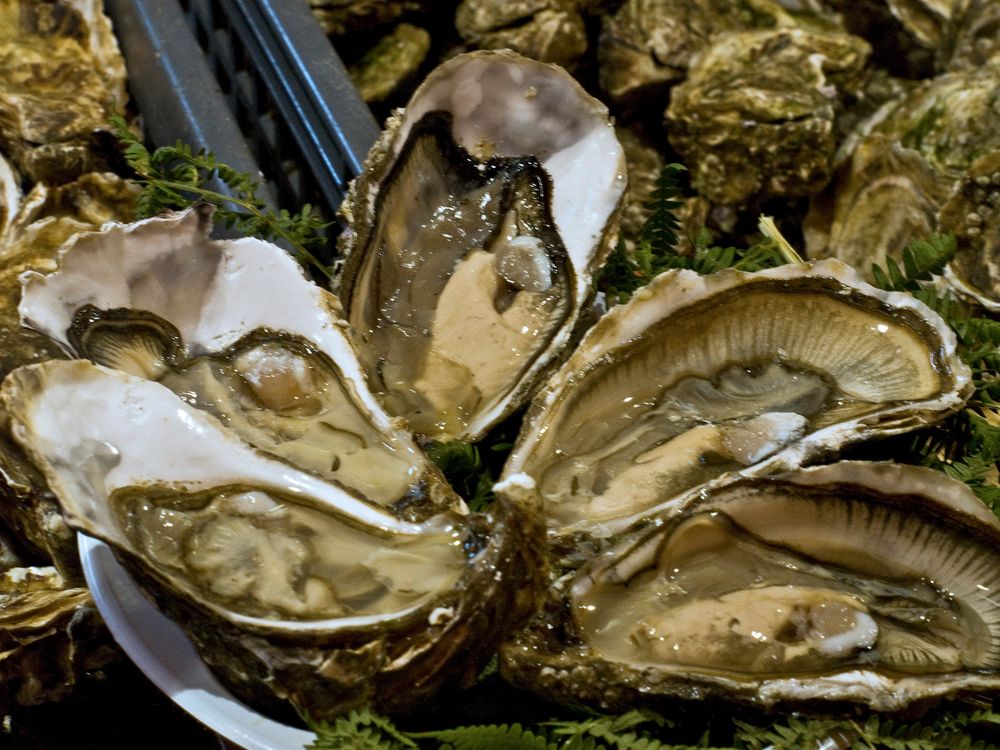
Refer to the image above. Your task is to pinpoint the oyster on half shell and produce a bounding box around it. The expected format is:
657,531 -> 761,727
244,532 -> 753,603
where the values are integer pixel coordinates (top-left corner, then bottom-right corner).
501,461 -> 1000,712
501,260 -> 972,544
18,207 -> 457,519
1,359 -> 542,719
337,51 -> 626,441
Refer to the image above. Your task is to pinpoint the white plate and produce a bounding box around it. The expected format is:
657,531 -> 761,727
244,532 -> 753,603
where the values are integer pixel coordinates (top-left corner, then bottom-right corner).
79,533 -> 315,750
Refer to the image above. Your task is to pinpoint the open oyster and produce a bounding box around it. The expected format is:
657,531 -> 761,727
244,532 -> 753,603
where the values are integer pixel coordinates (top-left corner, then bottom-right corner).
502,260 -> 971,542
19,207 -> 456,519
501,461 -> 1000,712
337,51 -> 626,441
1,359 -> 541,719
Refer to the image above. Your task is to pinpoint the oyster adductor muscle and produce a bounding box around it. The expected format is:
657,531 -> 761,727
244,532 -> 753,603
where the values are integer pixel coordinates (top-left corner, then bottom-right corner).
501,260 -> 972,543
500,462 -> 1000,713
1,359 -> 544,719
337,50 -> 626,442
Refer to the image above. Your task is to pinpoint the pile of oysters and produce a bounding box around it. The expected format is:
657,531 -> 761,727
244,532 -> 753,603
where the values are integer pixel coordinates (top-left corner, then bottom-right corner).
4,37 -> 1000,728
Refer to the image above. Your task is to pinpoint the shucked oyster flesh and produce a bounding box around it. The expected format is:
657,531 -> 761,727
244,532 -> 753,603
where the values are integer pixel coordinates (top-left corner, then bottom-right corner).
501,461 -> 1000,712
337,51 -> 626,441
502,260 -> 972,541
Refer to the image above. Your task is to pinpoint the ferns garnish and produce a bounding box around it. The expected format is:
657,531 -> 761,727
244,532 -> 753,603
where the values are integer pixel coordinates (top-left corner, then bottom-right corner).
307,708 -> 416,749
111,114 -> 331,279
596,164 -> 791,303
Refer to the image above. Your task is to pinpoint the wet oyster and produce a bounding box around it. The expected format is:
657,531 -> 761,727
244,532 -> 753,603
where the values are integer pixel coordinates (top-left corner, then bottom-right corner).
596,0 -> 805,112
18,207 -> 456,519
501,461 -> 1000,712
665,28 -> 870,206
803,133 -> 952,277
938,151 -> 1000,312
0,0 -> 127,183
455,0 -> 588,70
348,23 -> 431,104
502,260 -> 971,542
0,171 -> 138,576
1,359 -> 541,719
337,51 -> 626,441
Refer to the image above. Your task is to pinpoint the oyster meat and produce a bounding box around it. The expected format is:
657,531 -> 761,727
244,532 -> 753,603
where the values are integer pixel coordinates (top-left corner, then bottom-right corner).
337,51 -> 626,441
502,260 -> 971,541
501,462 -> 1000,712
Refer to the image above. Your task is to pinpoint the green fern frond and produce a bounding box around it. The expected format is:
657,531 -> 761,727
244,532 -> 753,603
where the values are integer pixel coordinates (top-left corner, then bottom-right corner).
407,722 -> 556,750
110,113 -> 331,279
870,233 -> 956,292
638,163 -> 686,253
307,708 -> 416,750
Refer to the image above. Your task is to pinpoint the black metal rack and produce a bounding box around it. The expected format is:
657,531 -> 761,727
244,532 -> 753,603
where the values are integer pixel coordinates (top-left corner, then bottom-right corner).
104,0 -> 379,250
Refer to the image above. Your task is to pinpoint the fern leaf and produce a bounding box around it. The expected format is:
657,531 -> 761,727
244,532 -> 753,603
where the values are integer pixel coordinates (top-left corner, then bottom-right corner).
870,234 -> 956,292
408,722 -> 556,750
307,708 -> 416,750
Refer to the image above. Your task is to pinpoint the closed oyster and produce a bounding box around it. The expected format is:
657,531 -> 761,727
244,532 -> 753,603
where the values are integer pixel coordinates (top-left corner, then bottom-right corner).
809,63 -> 1000,285
455,0 -> 588,70
938,151 -> 1000,312
501,462 -> 1000,712
337,51 -> 626,441
868,63 -> 1000,180
19,206 -> 456,519
803,133 -> 952,276
946,0 -> 1000,70
1,359 -> 542,719
348,23 -> 431,105
0,0 -> 127,183
502,260 -> 971,542
596,0 -> 808,112
665,28 -> 870,206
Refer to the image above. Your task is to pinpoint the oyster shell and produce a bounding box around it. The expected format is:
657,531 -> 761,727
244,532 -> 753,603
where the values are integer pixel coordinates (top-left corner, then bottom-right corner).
348,23 -> 431,105
665,27 -> 870,206
19,207 -> 457,519
455,0 -> 588,70
938,150 -> 1000,312
337,51 -> 626,441
0,0 -> 127,184
501,461 -> 1000,712
501,260 -> 971,542
946,0 -> 1000,70
596,0 -> 808,112
0,172 -> 138,577
803,133 -> 952,277
1,359 -> 542,719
